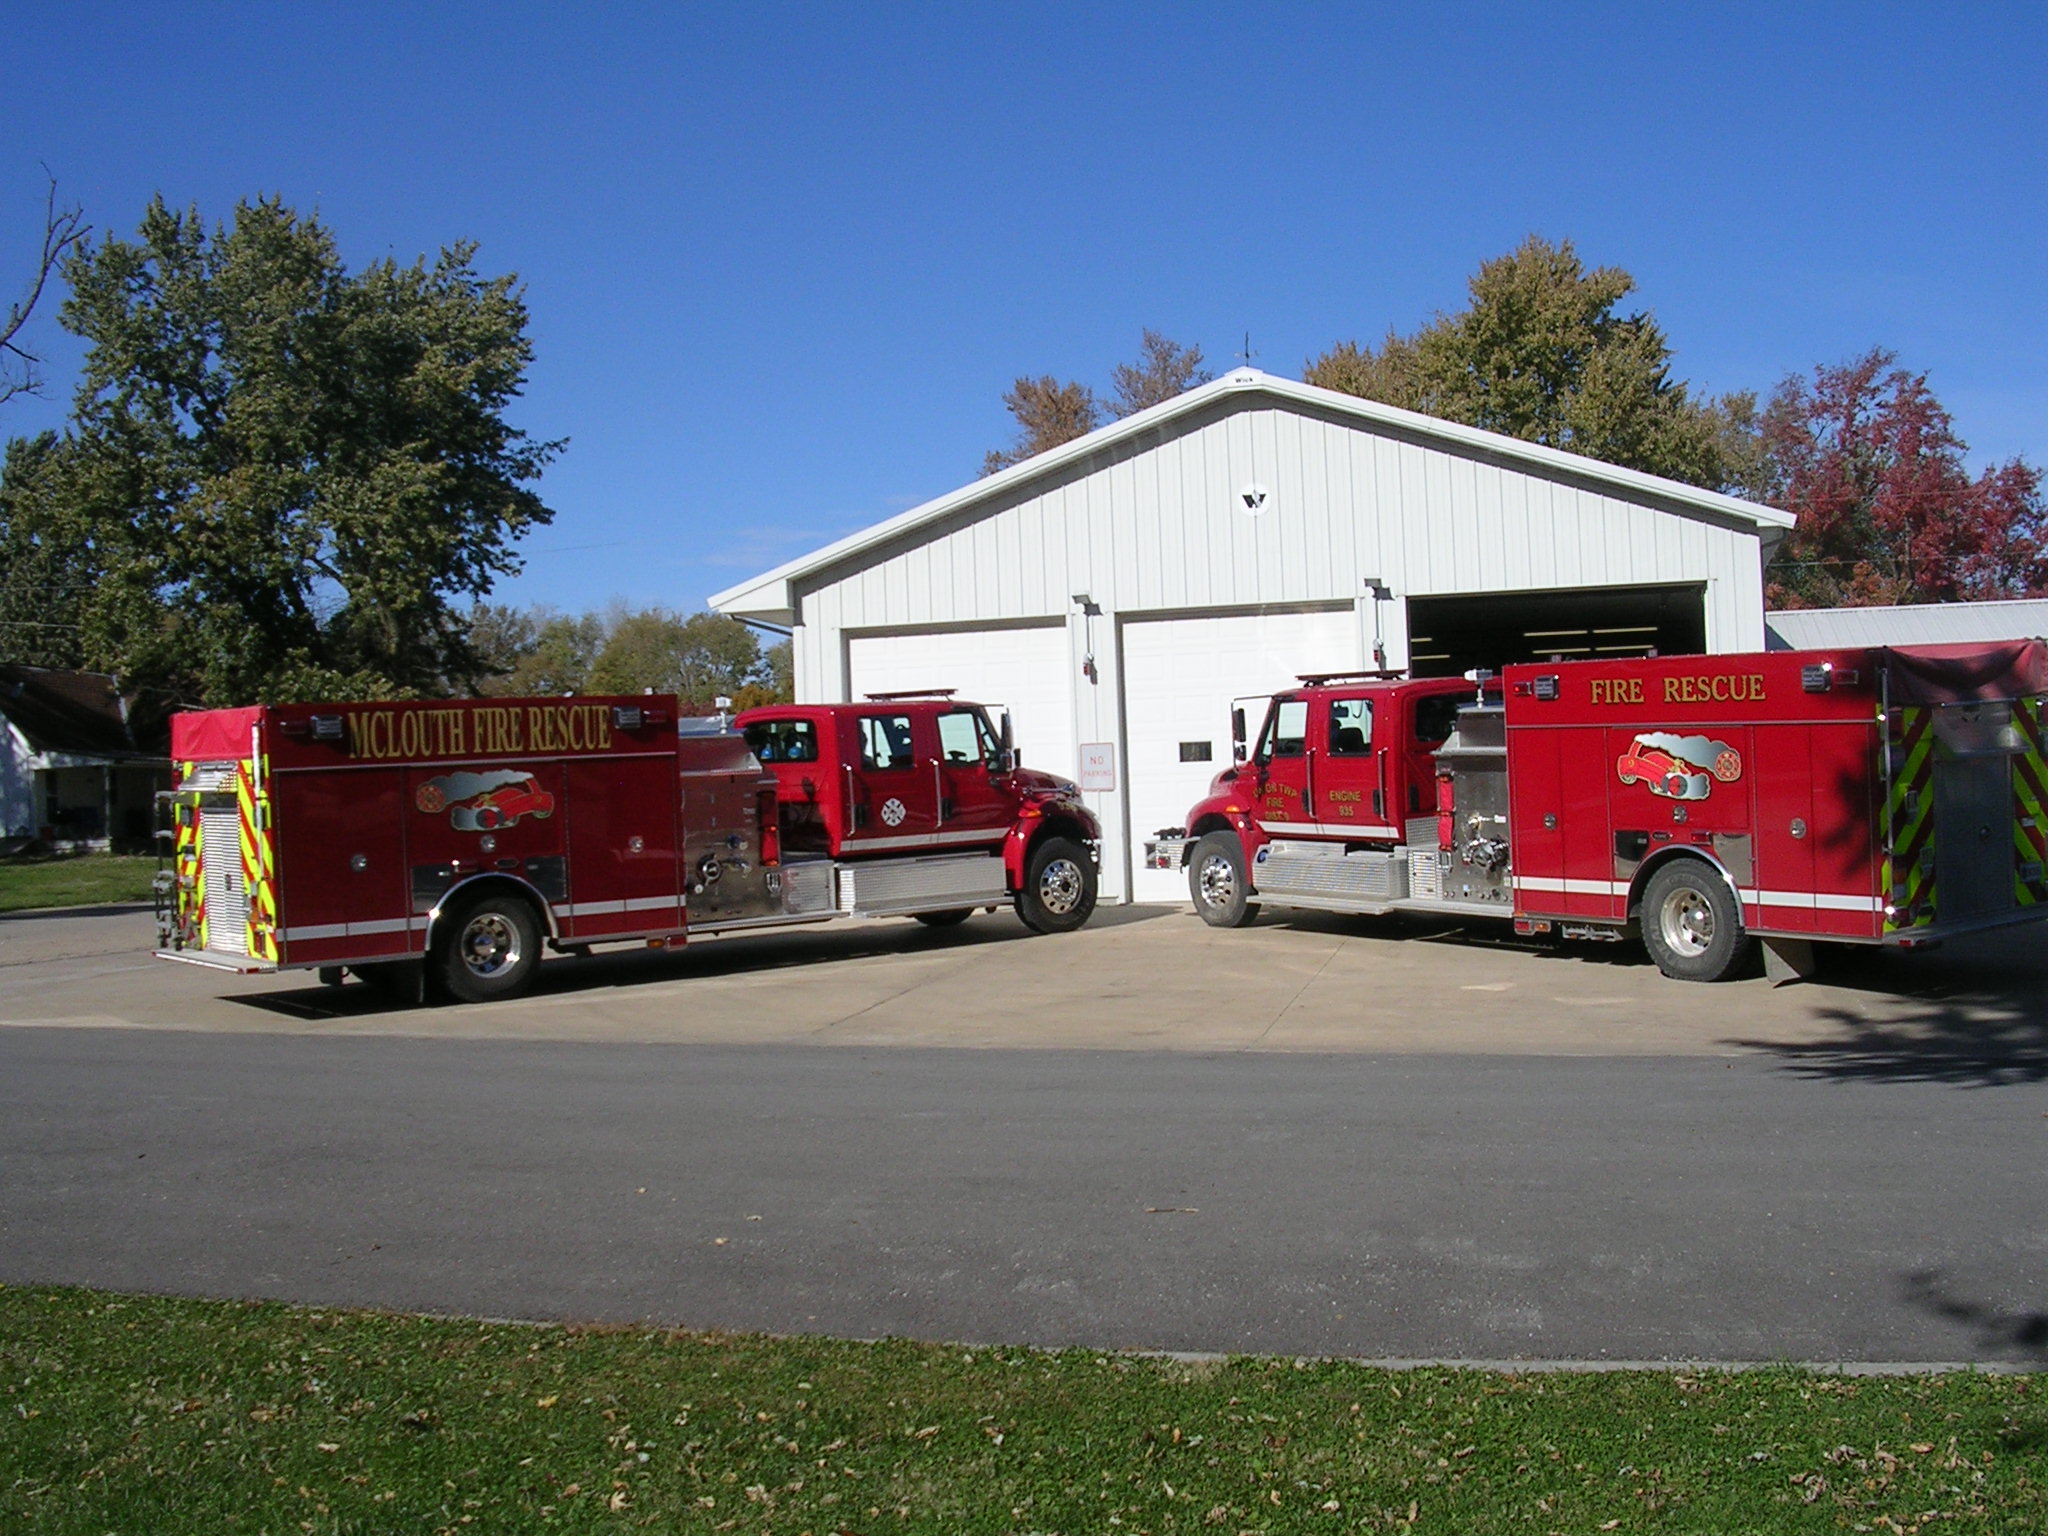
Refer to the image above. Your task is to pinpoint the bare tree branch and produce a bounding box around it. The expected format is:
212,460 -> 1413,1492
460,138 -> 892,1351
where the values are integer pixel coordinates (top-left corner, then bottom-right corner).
1,173 -> 89,407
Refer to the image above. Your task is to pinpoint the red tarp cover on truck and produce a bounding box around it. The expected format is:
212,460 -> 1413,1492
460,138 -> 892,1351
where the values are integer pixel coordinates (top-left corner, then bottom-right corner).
169,706 -> 265,761
1883,640 -> 2048,705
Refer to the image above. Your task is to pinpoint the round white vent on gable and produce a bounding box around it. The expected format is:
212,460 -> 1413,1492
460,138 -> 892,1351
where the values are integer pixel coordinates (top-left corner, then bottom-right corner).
1238,482 -> 1270,516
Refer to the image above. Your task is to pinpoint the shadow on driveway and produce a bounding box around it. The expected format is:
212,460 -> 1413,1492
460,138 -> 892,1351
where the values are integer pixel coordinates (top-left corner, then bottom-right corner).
228,902 -> 1176,1019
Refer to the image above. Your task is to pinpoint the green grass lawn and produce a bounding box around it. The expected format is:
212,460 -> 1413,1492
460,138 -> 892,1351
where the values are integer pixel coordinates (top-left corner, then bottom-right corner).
1,1285 -> 2038,1533
0,854 -> 157,913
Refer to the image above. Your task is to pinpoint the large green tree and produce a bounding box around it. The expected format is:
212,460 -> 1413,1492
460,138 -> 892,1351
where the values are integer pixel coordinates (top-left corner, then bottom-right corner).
11,195 -> 560,704
1306,236 -> 1743,490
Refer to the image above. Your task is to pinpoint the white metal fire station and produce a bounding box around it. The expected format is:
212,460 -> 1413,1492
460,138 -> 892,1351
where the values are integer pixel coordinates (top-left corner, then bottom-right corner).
711,368 -> 1793,903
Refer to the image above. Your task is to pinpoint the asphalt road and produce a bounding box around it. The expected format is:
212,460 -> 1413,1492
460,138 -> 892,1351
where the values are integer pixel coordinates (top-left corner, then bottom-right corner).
2,905 -> 2044,1366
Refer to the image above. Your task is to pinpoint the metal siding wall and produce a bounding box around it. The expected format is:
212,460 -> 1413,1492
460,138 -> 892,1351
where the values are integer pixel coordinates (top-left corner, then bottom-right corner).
786,401 -> 1771,902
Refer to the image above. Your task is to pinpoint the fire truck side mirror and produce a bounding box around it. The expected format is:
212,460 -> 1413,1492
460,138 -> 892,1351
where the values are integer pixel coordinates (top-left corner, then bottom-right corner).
996,711 -> 1017,772
1231,707 -> 1247,762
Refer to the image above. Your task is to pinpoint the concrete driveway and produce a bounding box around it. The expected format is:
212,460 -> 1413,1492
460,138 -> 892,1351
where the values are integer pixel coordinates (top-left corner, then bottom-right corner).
5,901 -> 2042,1069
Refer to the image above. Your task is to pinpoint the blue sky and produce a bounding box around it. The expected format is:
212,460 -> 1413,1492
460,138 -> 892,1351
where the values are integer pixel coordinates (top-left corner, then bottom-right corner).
8,3 -> 2043,617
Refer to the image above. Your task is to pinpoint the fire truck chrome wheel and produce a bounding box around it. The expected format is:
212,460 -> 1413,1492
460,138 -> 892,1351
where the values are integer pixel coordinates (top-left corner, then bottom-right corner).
436,893 -> 542,1003
1017,836 -> 1098,934
1639,859 -> 1749,984
1189,830 -> 1258,928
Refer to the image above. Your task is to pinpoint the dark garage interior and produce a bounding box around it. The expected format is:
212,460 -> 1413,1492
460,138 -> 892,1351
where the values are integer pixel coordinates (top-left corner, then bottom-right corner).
1406,583 -> 1708,678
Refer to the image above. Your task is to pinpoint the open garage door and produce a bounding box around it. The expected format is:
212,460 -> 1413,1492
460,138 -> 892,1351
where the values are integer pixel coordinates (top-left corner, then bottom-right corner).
1121,607 -> 1360,902
1406,583 -> 1706,678
846,625 -> 1076,783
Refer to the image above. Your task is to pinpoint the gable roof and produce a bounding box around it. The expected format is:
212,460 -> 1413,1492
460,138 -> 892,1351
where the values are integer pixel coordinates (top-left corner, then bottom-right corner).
0,665 -> 143,757
711,367 -> 1796,624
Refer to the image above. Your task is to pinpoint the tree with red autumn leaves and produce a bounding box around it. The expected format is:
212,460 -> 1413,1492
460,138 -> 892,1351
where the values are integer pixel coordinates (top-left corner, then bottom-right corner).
1762,349 -> 2046,609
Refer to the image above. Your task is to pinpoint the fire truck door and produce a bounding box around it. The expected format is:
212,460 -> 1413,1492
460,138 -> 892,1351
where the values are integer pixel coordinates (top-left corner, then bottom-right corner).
934,706 -> 1010,841
1312,696 -> 1390,835
843,711 -> 938,847
1248,697 -> 1312,833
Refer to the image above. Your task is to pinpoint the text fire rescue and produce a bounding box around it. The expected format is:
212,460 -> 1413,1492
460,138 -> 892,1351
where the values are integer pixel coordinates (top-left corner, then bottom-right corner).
1589,670 -> 1767,706
343,702 -> 614,761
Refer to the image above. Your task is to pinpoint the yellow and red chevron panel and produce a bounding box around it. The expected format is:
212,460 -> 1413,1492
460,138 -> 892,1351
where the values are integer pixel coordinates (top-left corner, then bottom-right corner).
174,759 -> 205,949
235,755 -> 279,962
1883,706 -> 1937,932
2014,697 -> 2048,909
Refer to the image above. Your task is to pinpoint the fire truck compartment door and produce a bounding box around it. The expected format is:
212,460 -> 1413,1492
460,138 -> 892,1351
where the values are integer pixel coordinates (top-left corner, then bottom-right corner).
1508,726 -> 1621,921
1750,724 -> 1819,934
272,768 -> 411,958
1934,752 -> 2016,922
562,755 -> 683,938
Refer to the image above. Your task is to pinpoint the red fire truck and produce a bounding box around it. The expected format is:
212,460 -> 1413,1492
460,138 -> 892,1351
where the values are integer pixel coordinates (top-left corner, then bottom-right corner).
1146,642 -> 2048,982
154,692 -> 1100,1003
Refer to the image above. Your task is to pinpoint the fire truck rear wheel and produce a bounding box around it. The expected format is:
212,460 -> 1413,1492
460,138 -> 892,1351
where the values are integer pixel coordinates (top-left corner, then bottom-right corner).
1017,836 -> 1097,934
438,893 -> 541,1003
914,908 -> 974,928
1189,831 -> 1258,928
1640,859 -> 1750,982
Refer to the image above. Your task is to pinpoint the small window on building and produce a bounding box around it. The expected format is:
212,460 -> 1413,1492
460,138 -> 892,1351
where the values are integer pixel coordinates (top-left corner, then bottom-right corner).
1179,741 -> 1213,763
859,714 -> 915,772
744,718 -> 818,764
1328,698 -> 1373,755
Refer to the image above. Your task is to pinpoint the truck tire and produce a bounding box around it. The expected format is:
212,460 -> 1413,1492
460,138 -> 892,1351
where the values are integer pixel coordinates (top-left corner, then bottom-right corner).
1639,859 -> 1750,982
1189,830 -> 1258,928
437,893 -> 542,1003
913,908 -> 974,928
1015,836 -> 1097,934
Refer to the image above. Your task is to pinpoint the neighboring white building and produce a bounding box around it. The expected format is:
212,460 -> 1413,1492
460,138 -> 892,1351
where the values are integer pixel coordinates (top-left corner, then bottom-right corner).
712,368 -> 1793,902
1,665 -> 166,852
1767,598 -> 2048,650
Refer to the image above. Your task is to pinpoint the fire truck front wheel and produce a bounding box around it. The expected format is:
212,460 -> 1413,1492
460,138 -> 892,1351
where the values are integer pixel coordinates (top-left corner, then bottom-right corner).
437,893 -> 542,1003
1189,831 -> 1258,928
1016,836 -> 1097,934
1640,860 -> 1750,983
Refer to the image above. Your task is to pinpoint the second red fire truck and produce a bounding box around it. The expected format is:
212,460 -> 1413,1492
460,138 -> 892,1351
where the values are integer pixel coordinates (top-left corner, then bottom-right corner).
154,691 -> 1100,1003
1147,642 -> 2048,982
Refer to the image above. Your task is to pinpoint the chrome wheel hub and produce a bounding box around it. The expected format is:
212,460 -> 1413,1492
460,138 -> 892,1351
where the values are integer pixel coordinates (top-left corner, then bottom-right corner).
1038,858 -> 1085,915
1657,885 -> 1715,957
1197,853 -> 1237,909
459,912 -> 521,977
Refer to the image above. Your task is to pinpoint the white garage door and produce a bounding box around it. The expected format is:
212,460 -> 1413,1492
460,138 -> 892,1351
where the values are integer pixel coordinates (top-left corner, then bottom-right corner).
846,626 -> 1076,783
1122,608 -> 1361,902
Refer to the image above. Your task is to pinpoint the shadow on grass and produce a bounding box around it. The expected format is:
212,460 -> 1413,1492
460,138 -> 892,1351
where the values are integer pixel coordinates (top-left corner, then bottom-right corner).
228,902 -> 1175,1019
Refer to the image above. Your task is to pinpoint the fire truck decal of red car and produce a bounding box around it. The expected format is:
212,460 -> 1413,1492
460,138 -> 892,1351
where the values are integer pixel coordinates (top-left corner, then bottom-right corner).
1616,732 -> 1742,801
414,770 -> 557,831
